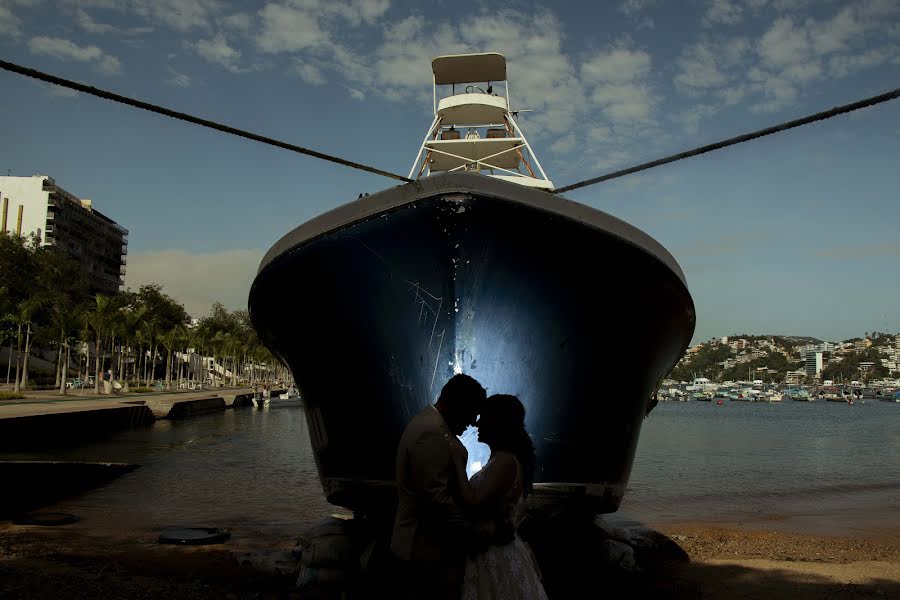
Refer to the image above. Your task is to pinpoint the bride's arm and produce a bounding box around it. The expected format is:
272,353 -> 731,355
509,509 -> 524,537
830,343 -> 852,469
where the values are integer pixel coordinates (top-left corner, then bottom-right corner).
450,448 -> 517,507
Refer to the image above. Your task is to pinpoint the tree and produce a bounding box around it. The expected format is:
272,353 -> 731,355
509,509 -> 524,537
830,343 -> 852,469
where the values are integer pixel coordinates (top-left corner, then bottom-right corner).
13,297 -> 45,392
135,284 -> 189,386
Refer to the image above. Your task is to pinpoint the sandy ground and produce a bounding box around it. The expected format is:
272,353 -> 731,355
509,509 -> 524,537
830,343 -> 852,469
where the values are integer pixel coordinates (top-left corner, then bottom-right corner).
646,523 -> 900,599
1,520 -> 898,599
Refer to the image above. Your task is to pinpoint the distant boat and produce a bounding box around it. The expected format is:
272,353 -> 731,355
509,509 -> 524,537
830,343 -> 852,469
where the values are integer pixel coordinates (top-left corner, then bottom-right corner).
278,386 -> 301,401
782,387 -> 813,401
881,390 -> 900,403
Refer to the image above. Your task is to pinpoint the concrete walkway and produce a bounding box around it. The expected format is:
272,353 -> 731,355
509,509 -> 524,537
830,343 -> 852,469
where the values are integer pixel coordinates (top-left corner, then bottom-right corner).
0,387 -> 257,420
0,386 -> 269,450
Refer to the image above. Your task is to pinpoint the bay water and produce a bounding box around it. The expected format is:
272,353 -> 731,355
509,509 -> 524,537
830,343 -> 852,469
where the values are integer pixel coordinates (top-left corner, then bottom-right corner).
5,400 -> 898,540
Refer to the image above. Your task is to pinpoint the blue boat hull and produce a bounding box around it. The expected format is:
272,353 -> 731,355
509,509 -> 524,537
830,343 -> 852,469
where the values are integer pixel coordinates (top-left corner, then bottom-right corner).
248,174 -> 695,515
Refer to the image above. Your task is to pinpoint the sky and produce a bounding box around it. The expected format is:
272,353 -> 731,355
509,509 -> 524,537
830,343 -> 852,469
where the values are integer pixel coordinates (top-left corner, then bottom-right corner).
0,0 -> 898,345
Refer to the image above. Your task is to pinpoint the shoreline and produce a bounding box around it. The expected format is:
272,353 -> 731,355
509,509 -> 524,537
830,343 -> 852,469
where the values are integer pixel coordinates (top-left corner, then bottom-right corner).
2,517 -> 898,599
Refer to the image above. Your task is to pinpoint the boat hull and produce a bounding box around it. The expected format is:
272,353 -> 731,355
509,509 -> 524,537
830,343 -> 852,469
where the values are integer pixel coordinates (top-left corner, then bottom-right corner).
249,174 -> 695,515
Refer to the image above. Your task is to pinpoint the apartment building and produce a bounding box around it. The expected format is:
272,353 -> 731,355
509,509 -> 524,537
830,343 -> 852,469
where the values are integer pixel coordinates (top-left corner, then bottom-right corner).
1,175 -> 128,296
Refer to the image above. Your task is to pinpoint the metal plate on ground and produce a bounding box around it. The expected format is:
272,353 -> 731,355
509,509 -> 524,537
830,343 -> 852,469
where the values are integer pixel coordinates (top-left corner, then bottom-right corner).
158,527 -> 231,545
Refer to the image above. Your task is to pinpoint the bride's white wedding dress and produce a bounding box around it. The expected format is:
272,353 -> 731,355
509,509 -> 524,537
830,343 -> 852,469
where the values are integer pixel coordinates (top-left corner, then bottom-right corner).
460,454 -> 548,600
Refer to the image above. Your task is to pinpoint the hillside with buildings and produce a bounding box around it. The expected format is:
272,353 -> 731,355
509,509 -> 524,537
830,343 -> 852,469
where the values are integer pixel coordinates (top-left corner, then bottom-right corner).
670,333 -> 900,385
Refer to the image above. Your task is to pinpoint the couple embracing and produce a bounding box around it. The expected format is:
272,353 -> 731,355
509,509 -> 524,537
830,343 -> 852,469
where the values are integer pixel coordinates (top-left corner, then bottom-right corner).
391,374 -> 548,600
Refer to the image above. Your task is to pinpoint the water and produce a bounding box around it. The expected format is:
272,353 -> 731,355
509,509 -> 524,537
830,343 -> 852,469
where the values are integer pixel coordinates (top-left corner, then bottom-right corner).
619,399 -> 900,536
3,401 -> 898,540
2,406 -> 337,541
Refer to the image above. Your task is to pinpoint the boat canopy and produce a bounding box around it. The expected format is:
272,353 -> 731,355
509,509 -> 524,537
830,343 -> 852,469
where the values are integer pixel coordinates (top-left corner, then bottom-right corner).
432,53 -> 506,85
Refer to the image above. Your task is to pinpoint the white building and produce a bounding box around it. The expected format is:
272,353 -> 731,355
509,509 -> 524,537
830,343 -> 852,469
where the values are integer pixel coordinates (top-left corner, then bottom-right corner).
805,350 -> 823,379
1,175 -> 128,296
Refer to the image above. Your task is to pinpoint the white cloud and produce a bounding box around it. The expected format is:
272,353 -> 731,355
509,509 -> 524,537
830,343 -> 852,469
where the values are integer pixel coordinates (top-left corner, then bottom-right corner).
0,5 -> 22,37
587,125 -> 612,143
76,8 -> 117,34
222,12 -> 253,33
75,8 -> 153,35
255,0 -> 390,56
582,45 -> 656,127
131,0 -> 220,32
549,137 -> 577,154
166,66 -> 191,87
42,82 -> 80,98
675,103 -> 718,134
125,249 -> 264,319
620,0 -> 656,16
191,33 -> 243,72
28,36 -> 122,75
675,42 -> 729,92
257,3 -> 327,53
674,1 -> 898,119
293,61 -> 325,85
366,11 -> 585,137
333,0 -> 390,25
703,0 -> 743,26
758,17 -> 811,69
581,47 -> 651,84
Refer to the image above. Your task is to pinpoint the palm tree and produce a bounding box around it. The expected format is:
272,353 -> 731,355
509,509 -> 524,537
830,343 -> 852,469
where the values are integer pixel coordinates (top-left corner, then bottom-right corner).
53,304 -> 83,395
13,297 -> 43,392
159,325 -> 182,390
119,303 -> 145,393
87,295 -> 117,394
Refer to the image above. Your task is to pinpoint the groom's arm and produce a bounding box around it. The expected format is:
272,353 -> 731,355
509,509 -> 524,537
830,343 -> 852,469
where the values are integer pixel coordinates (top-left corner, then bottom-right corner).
412,429 -> 474,543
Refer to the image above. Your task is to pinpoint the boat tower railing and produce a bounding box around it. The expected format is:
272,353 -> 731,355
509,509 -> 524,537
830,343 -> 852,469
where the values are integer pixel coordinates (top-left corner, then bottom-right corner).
408,52 -> 553,190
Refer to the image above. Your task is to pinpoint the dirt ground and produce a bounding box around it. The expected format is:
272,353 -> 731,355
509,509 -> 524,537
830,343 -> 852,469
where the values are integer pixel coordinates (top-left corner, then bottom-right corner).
1,521 -> 898,599
647,523 -> 900,599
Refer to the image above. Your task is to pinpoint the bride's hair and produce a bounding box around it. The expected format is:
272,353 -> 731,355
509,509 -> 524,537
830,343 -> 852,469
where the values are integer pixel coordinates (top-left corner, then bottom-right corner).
484,394 -> 536,496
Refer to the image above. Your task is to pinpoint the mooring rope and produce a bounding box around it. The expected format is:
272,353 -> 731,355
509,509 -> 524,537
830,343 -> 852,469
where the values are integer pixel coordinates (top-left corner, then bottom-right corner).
0,59 -> 413,184
552,87 -> 900,194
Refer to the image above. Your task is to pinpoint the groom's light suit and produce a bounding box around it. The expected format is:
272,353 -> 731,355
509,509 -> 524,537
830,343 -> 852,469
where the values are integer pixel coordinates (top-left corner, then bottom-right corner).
392,405 -> 472,567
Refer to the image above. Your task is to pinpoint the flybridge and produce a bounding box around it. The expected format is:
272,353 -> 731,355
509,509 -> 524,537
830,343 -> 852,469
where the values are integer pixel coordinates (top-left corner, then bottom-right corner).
408,52 -> 554,190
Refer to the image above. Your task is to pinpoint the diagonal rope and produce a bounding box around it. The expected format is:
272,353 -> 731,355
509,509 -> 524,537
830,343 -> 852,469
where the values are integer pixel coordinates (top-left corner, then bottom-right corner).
553,87 -> 900,194
0,59 -> 413,184
4,59 -> 896,193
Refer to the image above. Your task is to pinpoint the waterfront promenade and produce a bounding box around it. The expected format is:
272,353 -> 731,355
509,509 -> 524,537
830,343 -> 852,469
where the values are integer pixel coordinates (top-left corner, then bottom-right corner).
0,386 -> 259,417
0,386 -> 271,451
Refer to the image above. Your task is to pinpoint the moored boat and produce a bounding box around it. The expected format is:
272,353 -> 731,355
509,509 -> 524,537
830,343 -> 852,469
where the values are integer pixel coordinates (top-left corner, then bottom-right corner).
782,386 -> 813,401
248,53 -> 695,517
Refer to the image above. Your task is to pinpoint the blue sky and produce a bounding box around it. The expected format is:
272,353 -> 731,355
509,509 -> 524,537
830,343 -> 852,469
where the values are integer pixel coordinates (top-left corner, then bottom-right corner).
1,0 -> 898,344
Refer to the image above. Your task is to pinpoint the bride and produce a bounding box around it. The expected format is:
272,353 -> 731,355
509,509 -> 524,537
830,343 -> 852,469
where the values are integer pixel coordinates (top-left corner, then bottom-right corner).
451,394 -> 548,600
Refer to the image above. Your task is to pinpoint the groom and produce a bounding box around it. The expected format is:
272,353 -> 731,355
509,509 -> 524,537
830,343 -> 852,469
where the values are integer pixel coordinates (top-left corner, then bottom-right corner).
391,374 -> 503,599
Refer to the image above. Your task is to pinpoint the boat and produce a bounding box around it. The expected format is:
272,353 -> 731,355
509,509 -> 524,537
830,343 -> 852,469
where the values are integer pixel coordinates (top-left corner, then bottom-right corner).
278,385 -> 300,401
782,386 -> 813,401
267,386 -> 303,407
881,390 -> 900,403
814,386 -> 847,401
248,53 -> 696,518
